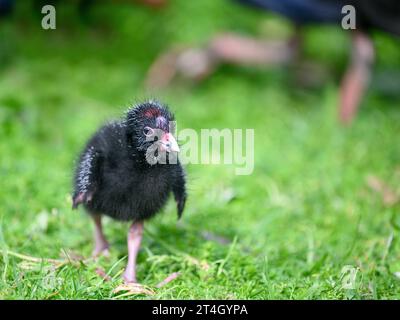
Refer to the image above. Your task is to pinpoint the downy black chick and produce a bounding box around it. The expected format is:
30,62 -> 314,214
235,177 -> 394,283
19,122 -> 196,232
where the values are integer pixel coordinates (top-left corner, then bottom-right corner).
72,100 -> 187,283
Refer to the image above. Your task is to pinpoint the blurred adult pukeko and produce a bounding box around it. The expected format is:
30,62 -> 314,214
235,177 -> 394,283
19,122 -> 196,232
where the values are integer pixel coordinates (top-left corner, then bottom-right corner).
238,0 -> 400,123
236,0 -> 344,24
147,0 -> 400,124
72,101 -> 186,283
0,0 -> 14,17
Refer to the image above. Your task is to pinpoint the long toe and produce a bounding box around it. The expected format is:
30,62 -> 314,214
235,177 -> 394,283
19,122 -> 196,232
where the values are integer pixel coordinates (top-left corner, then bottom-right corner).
92,245 -> 110,258
123,270 -> 137,284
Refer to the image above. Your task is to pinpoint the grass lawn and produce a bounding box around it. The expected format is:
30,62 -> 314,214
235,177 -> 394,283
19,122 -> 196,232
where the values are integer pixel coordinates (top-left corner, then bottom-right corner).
0,0 -> 400,299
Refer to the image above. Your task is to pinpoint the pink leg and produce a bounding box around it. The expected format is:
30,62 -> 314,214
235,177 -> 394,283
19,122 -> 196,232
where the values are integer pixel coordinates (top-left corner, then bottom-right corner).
209,32 -> 295,66
91,214 -> 109,257
146,31 -> 300,88
123,221 -> 144,283
174,33 -> 295,81
339,31 -> 374,125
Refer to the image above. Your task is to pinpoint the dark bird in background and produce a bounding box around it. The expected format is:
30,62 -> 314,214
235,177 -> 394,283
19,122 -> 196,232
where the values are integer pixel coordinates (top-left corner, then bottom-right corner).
0,0 -> 14,17
146,0 -> 400,125
339,0 -> 400,123
236,0 -> 344,24
31,0 -> 167,24
72,100 -> 186,283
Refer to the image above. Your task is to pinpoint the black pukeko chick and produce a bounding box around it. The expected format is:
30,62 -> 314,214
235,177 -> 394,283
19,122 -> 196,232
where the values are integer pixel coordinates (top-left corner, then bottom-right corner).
72,100 -> 186,283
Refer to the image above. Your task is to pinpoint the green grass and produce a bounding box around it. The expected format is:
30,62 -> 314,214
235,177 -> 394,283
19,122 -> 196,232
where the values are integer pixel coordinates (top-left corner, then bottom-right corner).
1,0 -> 400,299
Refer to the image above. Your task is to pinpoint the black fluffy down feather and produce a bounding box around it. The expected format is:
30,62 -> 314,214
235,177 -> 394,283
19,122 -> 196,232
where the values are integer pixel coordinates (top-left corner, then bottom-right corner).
72,100 -> 187,222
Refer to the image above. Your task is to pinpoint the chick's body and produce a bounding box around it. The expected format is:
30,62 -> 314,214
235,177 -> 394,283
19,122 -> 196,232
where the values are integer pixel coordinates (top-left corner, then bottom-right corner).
72,101 -> 186,283
75,122 -> 183,222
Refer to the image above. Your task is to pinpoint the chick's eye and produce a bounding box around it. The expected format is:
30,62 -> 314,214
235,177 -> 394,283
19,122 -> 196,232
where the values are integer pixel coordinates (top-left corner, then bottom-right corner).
143,127 -> 154,137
